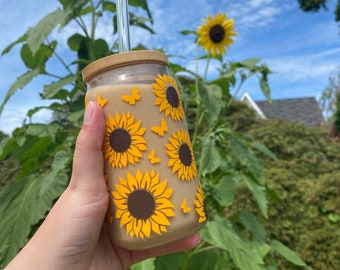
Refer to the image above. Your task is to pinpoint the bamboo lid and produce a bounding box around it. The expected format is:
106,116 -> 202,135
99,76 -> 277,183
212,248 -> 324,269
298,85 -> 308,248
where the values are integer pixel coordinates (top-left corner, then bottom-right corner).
82,50 -> 168,83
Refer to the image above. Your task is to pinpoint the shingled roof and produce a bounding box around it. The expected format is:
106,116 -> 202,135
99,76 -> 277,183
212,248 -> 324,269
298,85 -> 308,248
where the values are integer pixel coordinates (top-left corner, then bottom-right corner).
240,92 -> 324,126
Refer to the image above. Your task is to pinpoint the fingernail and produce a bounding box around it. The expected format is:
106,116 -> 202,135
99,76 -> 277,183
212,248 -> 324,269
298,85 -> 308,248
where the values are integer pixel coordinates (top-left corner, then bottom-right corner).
84,101 -> 94,124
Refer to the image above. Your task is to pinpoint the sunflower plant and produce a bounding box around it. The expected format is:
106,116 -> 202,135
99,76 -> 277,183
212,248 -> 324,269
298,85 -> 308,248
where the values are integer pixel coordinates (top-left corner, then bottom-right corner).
0,2 -> 309,269
155,12 -> 311,270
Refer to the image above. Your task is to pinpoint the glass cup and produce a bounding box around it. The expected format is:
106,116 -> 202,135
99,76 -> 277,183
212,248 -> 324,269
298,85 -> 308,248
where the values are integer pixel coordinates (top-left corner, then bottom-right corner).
82,50 -> 207,250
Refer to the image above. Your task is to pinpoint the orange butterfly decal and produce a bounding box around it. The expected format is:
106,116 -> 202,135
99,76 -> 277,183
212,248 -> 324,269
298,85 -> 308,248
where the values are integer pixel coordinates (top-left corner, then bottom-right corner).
148,149 -> 161,164
181,199 -> 191,214
151,118 -> 168,136
121,86 -> 141,105
97,94 -> 108,107
107,213 -> 113,224
84,96 -> 89,107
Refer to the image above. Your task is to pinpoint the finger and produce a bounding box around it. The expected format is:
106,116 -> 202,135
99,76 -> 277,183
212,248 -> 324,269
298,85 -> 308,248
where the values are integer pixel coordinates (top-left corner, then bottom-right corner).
69,101 -> 106,197
131,233 -> 201,265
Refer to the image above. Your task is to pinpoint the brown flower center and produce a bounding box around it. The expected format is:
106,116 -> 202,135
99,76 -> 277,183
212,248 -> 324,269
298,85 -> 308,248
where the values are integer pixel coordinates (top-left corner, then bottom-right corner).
209,25 -> 225,43
166,86 -> 179,108
128,189 -> 156,219
179,143 -> 192,166
110,128 -> 131,153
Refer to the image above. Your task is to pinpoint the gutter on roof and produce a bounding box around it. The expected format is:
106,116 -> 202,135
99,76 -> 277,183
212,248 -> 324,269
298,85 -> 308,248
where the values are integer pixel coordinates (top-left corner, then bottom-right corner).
240,92 -> 266,119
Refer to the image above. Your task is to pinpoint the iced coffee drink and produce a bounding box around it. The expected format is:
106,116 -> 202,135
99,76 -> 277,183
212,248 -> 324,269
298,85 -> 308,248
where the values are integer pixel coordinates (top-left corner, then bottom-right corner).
83,50 -> 206,250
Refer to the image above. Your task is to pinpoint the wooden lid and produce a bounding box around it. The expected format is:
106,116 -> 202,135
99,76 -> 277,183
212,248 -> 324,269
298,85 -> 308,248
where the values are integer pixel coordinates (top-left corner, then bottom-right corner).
82,50 -> 168,83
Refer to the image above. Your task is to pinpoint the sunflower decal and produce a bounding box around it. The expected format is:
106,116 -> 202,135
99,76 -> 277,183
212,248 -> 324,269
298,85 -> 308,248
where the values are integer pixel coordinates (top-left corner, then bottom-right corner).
197,12 -> 237,56
112,169 -> 175,239
103,112 -> 147,168
166,129 -> 197,181
152,74 -> 184,121
195,183 -> 207,223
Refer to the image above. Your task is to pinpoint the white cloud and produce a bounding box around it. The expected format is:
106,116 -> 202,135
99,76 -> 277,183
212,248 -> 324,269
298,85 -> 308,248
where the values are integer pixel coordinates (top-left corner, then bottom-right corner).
268,47 -> 340,83
228,0 -> 292,29
249,0 -> 274,8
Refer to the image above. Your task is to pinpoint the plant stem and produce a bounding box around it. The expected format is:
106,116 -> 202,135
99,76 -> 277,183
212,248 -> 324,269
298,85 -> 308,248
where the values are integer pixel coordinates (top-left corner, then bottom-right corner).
204,55 -> 211,80
192,44 -> 205,147
190,245 -> 218,256
181,251 -> 190,270
47,39 -> 74,75
89,0 -> 97,60
228,77 -> 245,107
75,17 -> 90,38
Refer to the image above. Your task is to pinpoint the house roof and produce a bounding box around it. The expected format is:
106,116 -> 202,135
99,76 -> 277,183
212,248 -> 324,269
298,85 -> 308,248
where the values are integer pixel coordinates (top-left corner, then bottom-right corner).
240,92 -> 324,126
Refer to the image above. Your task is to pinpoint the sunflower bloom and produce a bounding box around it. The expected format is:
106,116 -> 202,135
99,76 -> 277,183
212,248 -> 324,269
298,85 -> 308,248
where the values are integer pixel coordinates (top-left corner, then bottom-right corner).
112,169 -> 175,239
197,12 -> 237,56
103,112 -> 147,168
195,183 -> 207,223
166,129 -> 197,181
152,74 -> 184,121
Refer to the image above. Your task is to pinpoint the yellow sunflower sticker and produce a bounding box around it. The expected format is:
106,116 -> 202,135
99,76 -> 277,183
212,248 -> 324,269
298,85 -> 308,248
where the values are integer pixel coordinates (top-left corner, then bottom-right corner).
152,74 -> 184,121
195,183 -> 207,223
112,169 -> 175,239
103,112 -> 147,168
165,129 -> 197,181
197,12 -> 237,56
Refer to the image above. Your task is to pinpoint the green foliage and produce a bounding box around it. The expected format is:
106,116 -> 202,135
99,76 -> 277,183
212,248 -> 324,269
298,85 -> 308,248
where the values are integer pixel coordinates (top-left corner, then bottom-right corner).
229,116 -> 340,270
334,92 -> 340,132
336,0 -> 340,22
319,68 -> 340,136
0,1 -> 309,269
297,0 -> 328,12
297,0 -> 340,29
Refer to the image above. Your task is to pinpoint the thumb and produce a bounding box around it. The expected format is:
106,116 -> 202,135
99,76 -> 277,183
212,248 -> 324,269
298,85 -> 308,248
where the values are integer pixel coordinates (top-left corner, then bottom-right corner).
69,101 -> 107,202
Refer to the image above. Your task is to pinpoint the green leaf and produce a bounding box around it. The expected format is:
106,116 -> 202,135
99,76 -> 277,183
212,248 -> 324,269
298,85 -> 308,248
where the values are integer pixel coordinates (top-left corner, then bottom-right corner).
129,14 -> 155,34
12,127 -> 27,147
242,175 -> 268,218
0,137 -> 14,159
215,174 -> 239,207
155,253 -> 186,270
26,122 -> 63,142
1,33 -> 28,56
103,1 -> 116,12
67,33 -> 86,51
210,77 -> 231,98
42,74 -> 77,99
239,58 -> 261,69
239,211 -> 266,243
328,213 -> 340,223
200,136 -> 223,176
130,258 -> 155,270
0,150 -> 70,266
129,0 -> 153,23
20,41 -> 57,71
252,142 -> 277,161
201,219 -> 265,270
270,240 -> 310,268
11,136 -> 52,176
27,8 -> 68,55
180,30 -> 196,36
93,39 -> 110,59
189,249 -> 232,270
260,77 -> 271,102
68,109 -> 85,127
169,63 -> 197,78
0,68 -> 40,115
27,105 -> 59,118
228,134 -> 265,185
198,82 -> 224,123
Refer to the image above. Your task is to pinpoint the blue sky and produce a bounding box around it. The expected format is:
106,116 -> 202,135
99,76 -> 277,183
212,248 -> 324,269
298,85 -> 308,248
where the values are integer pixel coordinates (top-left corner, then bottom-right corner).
0,0 -> 339,134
